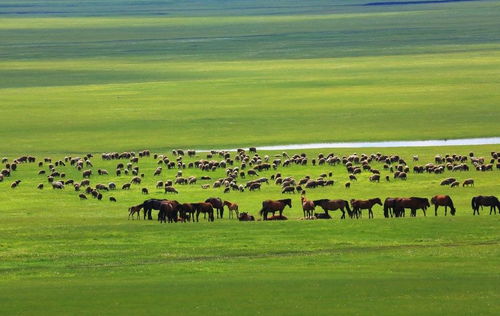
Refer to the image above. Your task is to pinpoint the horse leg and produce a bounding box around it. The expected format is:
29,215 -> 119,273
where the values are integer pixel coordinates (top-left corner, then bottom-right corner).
235,208 -> 239,219
341,209 -> 345,219
423,208 -> 426,217
369,208 -> 373,219
196,211 -> 200,222
148,209 -> 153,220
444,206 -> 448,216
435,205 -> 438,216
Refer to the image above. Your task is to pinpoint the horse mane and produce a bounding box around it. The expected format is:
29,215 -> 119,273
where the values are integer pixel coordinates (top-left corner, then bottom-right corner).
279,198 -> 291,203
313,199 -> 329,206
410,197 -> 428,202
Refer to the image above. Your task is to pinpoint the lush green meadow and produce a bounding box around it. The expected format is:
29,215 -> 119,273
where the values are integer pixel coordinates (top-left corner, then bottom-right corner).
1,145 -> 500,314
1,0 -> 500,314
0,0 -> 499,153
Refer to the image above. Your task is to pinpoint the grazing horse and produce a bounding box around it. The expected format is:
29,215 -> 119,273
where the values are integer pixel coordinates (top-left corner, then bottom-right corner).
223,200 -> 239,219
192,202 -> 215,222
158,200 -> 180,223
313,199 -> 351,219
471,196 -> 500,215
431,195 -> 456,216
394,197 -> 430,217
301,196 -> 315,219
179,203 -> 197,222
350,198 -> 382,219
259,199 -> 292,220
205,197 -> 224,219
128,204 -> 143,220
142,198 -> 166,220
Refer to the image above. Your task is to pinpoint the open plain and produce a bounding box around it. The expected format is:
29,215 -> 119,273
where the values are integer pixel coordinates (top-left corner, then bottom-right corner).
0,0 -> 499,315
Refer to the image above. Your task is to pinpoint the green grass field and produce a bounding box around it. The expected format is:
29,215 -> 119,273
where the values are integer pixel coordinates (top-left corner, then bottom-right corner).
1,145 -> 499,314
1,0 -> 500,314
0,0 -> 499,153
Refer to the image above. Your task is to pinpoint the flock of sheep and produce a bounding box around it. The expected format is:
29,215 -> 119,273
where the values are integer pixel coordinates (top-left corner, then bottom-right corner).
1,148 -> 499,219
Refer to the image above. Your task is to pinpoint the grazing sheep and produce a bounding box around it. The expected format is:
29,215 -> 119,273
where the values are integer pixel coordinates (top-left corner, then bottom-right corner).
249,183 -> 261,191
450,181 -> 460,188
82,169 -> 92,178
345,182 -> 351,189
281,186 -> 295,194
74,183 -> 81,191
154,167 -> 162,176
108,182 -> 116,190
97,193 -> 103,200
109,197 -> 117,202
37,183 -> 44,190
52,181 -> 64,189
164,186 -> 178,194
463,179 -> 474,187
142,188 -> 149,194
247,170 -> 258,177
11,180 -> 20,188
79,194 -> 87,200
122,183 -> 131,190
201,184 -> 210,189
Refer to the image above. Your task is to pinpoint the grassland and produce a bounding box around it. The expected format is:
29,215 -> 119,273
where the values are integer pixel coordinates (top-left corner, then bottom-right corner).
1,0 -> 500,314
0,0 -> 499,153
1,145 -> 500,315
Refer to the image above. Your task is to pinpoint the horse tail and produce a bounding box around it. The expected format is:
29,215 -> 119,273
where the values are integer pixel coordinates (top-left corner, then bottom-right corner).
259,204 -> 266,216
383,201 -> 389,218
313,199 -> 327,206
471,197 -> 477,211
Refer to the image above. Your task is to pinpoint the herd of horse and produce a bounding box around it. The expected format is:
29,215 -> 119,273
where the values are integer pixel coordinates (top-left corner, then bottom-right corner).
128,194 -> 500,223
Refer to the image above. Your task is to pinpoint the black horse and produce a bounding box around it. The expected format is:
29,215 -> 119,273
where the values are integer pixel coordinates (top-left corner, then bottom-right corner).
259,199 -> 292,220
142,198 -> 166,220
471,196 -> 500,215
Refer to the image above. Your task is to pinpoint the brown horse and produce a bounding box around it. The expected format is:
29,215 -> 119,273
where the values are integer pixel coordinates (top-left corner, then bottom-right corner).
431,195 -> 456,216
128,204 -> 143,220
350,198 -> 382,219
471,196 -> 500,215
206,197 -> 224,218
159,200 -> 180,223
238,212 -> 255,221
223,200 -> 239,219
192,202 -> 215,222
259,199 -> 292,220
301,196 -> 315,219
179,203 -> 197,222
394,197 -> 430,217
313,199 -> 351,219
